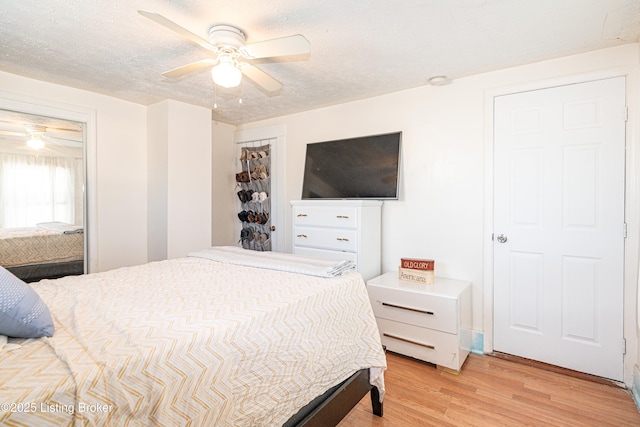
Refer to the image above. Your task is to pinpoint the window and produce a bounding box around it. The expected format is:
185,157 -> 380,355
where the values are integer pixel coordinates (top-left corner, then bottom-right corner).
0,153 -> 82,228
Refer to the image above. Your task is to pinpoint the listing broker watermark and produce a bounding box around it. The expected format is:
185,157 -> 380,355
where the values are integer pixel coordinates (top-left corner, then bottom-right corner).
1,401 -> 113,415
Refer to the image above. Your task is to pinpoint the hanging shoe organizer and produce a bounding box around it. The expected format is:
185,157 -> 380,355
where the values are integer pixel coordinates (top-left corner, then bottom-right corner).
235,144 -> 271,251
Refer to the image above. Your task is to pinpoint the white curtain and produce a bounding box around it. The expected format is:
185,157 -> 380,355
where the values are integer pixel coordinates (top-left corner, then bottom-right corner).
0,153 -> 80,228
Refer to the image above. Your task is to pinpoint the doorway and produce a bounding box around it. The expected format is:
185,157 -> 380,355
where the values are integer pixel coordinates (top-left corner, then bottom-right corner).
492,77 -> 626,381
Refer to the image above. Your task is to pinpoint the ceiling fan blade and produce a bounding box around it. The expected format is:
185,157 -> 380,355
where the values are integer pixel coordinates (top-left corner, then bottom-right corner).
0,120 -> 28,132
0,129 -> 27,137
162,59 -> 218,78
42,135 -> 83,148
43,131 -> 82,143
240,34 -> 310,59
240,63 -> 283,92
138,10 -> 217,53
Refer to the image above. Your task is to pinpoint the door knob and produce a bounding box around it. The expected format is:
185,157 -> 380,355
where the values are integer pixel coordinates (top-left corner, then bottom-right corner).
496,234 -> 508,243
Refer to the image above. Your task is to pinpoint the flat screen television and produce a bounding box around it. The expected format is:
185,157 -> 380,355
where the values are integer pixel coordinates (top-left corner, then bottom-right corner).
301,132 -> 401,200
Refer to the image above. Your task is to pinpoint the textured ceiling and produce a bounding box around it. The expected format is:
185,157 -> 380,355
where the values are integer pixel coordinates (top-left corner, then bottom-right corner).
1,0 -> 639,125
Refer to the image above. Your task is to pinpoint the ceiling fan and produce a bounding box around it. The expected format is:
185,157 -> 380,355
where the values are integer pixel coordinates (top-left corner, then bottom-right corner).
0,124 -> 82,150
138,10 -> 311,92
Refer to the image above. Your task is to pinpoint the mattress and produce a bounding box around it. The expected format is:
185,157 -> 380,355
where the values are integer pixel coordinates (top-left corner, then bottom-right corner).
0,227 -> 84,268
0,255 -> 386,426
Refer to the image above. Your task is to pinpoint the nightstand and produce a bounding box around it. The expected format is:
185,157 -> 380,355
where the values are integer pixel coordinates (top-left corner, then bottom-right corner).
367,272 -> 472,373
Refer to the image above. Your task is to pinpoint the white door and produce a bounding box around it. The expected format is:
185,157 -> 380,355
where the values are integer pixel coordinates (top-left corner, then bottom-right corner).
493,77 -> 626,381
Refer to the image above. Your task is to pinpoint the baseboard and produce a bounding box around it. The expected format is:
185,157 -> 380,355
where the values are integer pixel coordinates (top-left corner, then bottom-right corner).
471,331 -> 484,355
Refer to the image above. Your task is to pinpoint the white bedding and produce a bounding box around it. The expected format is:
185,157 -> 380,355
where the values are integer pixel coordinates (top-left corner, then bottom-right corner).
188,245 -> 356,277
0,253 -> 386,426
36,222 -> 84,234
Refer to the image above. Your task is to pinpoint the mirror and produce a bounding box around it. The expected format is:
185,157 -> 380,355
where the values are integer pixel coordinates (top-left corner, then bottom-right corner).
0,108 -> 86,282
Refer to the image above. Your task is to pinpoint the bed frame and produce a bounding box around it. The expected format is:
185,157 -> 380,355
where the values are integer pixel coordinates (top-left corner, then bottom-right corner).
7,260 -> 84,283
284,368 -> 383,426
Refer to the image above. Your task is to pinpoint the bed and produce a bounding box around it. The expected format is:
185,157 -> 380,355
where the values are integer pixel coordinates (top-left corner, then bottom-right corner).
0,246 -> 386,426
0,223 -> 84,282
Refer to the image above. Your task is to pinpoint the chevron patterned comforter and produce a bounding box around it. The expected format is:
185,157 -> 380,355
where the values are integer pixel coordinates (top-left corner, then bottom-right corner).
0,227 -> 84,268
0,255 -> 386,426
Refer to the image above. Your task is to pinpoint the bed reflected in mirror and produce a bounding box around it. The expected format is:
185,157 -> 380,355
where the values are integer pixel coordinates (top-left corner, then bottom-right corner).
0,109 -> 85,282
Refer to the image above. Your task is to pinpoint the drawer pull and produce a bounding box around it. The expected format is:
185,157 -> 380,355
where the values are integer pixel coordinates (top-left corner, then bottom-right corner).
383,333 -> 435,350
382,302 -> 434,315
297,234 -> 308,238
297,213 -> 308,217
336,237 -> 350,241
336,215 -> 350,219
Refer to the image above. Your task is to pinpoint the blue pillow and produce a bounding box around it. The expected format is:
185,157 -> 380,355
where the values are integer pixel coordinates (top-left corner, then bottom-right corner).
0,266 -> 54,338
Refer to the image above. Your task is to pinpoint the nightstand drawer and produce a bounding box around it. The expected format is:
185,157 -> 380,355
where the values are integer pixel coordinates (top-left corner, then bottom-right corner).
293,226 -> 357,252
368,285 -> 457,334
376,318 -> 460,369
293,206 -> 358,229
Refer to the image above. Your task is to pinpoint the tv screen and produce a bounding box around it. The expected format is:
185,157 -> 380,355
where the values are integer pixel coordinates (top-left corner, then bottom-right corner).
301,132 -> 401,200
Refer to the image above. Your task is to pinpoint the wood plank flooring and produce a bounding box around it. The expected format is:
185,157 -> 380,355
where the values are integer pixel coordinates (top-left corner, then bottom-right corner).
338,352 -> 640,426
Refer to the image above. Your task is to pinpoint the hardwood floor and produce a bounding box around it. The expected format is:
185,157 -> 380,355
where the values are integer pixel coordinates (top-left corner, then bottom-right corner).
338,352 -> 640,426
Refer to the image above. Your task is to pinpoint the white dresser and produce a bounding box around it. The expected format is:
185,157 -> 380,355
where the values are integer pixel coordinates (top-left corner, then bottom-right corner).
290,200 -> 382,281
367,272 -> 472,373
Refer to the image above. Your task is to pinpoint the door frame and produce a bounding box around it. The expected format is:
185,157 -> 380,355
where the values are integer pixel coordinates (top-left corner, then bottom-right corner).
482,67 -> 640,386
0,91 -> 97,273
235,125 -> 286,253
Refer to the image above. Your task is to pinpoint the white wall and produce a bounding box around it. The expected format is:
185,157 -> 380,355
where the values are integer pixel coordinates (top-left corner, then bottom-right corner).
232,43 -> 640,385
166,100 -> 212,258
211,120 -> 237,246
147,102 -> 169,262
148,99 -> 213,260
0,70 -> 148,272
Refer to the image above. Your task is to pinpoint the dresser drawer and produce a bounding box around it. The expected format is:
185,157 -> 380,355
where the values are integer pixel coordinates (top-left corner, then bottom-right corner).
376,318 -> 460,369
293,246 -> 357,264
294,226 -> 357,252
293,206 -> 358,229
368,285 -> 457,334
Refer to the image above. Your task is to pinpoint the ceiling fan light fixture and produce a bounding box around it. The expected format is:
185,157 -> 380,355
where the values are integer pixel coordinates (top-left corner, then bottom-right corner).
211,55 -> 242,88
140,12 -> 309,94
27,134 -> 44,150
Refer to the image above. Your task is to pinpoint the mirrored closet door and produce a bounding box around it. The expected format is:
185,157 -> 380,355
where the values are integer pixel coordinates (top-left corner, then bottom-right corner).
0,109 -> 86,282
